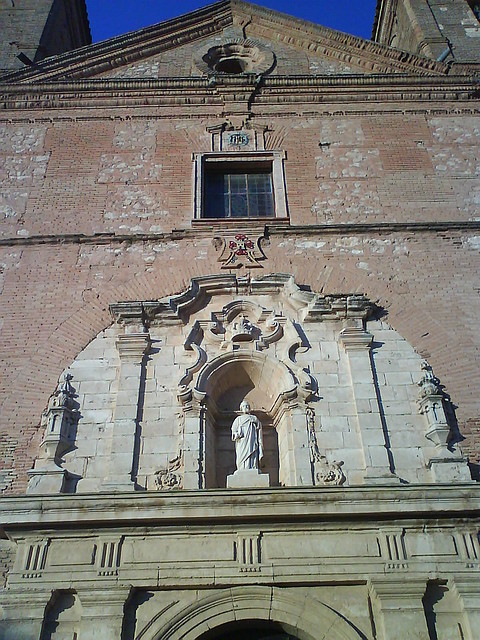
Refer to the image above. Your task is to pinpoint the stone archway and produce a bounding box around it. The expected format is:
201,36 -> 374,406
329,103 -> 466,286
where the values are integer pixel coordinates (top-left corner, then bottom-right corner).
196,620 -> 298,640
194,350 -> 300,487
142,587 -> 365,640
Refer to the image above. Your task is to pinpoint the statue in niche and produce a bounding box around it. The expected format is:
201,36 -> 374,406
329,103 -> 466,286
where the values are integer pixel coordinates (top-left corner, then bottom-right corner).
231,401 -> 264,470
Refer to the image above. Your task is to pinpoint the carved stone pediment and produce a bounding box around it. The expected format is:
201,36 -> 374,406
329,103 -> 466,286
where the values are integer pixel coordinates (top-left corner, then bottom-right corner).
109,274 -> 376,327
2,0 -> 450,86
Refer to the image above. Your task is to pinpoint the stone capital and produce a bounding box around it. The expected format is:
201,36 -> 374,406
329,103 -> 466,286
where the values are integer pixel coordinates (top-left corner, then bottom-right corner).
116,332 -> 151,361
369,577 -> 428,605
339,326 -> 373,351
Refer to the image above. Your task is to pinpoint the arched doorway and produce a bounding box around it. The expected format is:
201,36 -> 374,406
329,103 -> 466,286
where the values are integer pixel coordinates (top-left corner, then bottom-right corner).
196,620 -> 298,640
143,586 -> 366,640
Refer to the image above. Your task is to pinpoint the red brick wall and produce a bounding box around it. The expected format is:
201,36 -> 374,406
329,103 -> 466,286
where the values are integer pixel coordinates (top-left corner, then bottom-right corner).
0,108 -> 479,493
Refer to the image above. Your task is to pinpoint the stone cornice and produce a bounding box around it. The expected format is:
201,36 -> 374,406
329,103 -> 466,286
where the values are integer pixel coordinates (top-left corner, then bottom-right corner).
109,274 -> 374,326
0,1 -> 233,84
0,0 -> 452,86
1,221 -> 480,249
0,484 -> 479,534
0,74 -> 477,111
0,105 -> 477,125
235,0 -> 449,77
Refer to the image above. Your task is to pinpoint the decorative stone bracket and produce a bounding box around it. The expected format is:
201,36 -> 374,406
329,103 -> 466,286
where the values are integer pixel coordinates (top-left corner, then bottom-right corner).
306,406 -> 345,486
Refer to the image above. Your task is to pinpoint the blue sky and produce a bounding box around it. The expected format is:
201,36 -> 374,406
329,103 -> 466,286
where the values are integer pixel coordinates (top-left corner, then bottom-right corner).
85,0 -> 378,43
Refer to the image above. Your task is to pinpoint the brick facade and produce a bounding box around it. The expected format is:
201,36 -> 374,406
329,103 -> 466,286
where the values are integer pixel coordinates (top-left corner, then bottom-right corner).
0,2 -> 479,638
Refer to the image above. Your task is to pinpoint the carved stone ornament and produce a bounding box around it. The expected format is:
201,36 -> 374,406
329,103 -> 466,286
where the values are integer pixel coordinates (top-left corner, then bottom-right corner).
193,38 -> 276,77
306,406 -> 345,486
154,454 -> 183,490
418,360 -> 442,397
212,232 -> 269,268
27,373 -> 79,494
417,361 -> 471,482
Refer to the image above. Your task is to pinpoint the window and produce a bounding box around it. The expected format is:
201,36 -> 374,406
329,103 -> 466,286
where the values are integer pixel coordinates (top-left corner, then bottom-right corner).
204,162 -> 274,219
193,151 -> 288,222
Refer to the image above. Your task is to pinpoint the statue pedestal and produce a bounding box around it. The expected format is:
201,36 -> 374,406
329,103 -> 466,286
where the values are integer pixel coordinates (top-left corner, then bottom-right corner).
226,468 -> 270,488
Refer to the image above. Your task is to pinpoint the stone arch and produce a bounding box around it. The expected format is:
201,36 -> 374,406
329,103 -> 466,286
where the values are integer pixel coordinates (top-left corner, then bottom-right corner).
141,587 -> 365,640
194,351 -> 302,488
4,241 -> 476,494
195,350 -> 298,410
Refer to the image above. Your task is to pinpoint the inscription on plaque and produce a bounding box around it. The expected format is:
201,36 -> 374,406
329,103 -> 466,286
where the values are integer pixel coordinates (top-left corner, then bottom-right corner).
227,132 -> 249,146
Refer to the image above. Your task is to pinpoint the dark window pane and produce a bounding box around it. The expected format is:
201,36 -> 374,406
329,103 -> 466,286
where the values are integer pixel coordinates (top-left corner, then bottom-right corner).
231,194 -> 248,217
204,167 -> 274,219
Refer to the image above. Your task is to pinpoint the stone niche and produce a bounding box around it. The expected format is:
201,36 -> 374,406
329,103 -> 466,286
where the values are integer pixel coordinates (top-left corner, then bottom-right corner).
27,273 -> 472,494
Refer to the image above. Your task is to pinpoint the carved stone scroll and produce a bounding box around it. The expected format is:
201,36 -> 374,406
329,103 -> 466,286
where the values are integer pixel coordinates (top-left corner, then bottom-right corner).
306,406 -> 345,486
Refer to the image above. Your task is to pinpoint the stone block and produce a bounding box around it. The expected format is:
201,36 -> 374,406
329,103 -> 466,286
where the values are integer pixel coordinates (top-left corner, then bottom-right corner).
226,469 -> 270,488
384,371 -> 414,386
78,380 -> 111,395
80,409 -> 114,424
320,416 -> 350,432
326,402 -> 357,416
320,341 -> 340,361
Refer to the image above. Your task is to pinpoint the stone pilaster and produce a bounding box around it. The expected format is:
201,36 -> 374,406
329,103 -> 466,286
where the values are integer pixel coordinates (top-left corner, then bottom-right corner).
180,391 -> 204,490
0,589 -> 49,640
77,588 -> 131,640
370,577 -> 430,640
339,322 -> 397,484
102,330 -> 150,491
452,576 -> 480,640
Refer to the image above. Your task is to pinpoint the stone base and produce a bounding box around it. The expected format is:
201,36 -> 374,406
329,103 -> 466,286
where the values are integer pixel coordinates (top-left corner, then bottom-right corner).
428,457 -> 472,483
226,468 -> 270,488
26,466 -> 67,494
101,477 -> 136,492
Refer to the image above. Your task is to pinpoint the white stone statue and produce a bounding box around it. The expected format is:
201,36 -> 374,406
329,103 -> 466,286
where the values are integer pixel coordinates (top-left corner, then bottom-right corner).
231,401 -> 264,470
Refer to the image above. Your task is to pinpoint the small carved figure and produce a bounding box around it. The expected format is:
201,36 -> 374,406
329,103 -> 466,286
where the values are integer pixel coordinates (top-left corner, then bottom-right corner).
233,314 -> 252,335
418,361 -> 441,397
154,454 -> 183,490
231,401 -> 264,470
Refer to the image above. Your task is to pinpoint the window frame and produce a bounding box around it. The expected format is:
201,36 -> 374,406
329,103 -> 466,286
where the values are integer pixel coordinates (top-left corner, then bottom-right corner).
193,151 -> 289,222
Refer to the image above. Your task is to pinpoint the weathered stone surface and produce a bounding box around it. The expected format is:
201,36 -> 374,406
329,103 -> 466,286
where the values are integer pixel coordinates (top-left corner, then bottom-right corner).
0,1 -> 479,638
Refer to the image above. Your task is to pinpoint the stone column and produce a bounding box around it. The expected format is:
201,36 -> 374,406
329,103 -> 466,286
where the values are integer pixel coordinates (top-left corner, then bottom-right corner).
177,389 -> 204,490
0,589 -> 49,640
77,588 -> 130,640
290,404 -> 314,486
103,328 -> 150,491
370,578 -> 430,640
339,321 -> 396,484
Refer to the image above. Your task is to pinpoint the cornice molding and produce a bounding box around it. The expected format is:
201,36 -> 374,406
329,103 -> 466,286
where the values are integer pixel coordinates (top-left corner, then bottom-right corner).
1,221 -> 480,249
109,274 -> 374,327
0,74 -> 477,111
1,484 -> 479,533
0,105 -> 478,125
0,0 -> 452,86
0,1 -> 233,84
235,0 -> 449,77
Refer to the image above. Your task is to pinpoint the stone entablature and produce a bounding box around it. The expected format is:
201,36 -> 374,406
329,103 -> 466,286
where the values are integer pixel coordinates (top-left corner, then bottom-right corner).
0,485 -> 479,639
